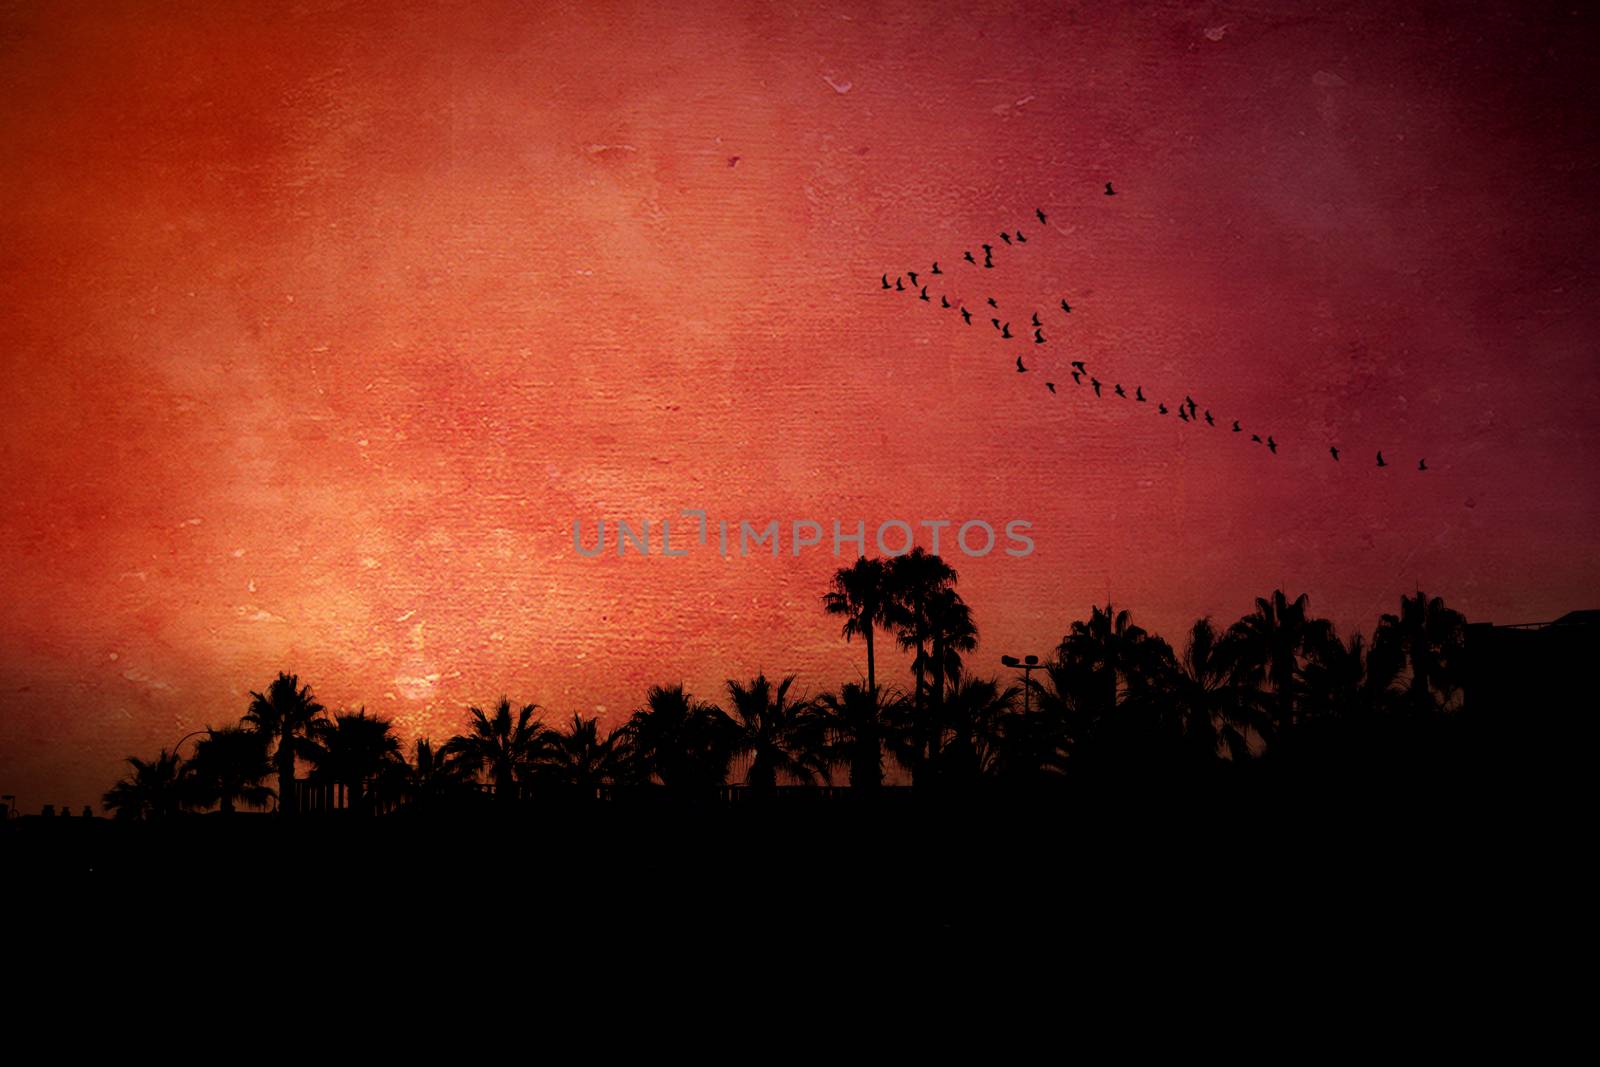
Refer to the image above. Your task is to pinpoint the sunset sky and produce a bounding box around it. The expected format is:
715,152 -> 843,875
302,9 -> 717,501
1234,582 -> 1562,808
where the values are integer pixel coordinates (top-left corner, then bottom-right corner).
2,0 -> 1597,807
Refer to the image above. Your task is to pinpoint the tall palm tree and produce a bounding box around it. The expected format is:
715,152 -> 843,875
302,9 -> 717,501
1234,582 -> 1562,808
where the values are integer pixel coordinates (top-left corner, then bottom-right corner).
886,548 -> 959,716
308,709 -> 403,814
1053,603 -> 1176,764
102,750 -> 187,821
924,587 -> 978,766
543,714 -> 626,798
937,672 -> 1019,786
1375,591 -> 1468,714
727,673 -> 826,795
1229,591 -> 1335,742
1167,618 -> 1260,761
244,672 -> 326,816
822,556 -> 894,698
443,697 -> 556,805
185,725 -> 275,814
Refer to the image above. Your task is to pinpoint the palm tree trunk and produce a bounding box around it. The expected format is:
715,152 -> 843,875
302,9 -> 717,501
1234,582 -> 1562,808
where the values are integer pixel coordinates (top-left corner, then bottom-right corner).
865,625 -> 876,698
277,744 -> 295,816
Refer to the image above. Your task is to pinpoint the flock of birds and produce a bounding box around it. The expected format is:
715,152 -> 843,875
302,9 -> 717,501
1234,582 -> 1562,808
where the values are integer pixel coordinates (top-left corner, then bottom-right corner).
878,184 -> 1429,473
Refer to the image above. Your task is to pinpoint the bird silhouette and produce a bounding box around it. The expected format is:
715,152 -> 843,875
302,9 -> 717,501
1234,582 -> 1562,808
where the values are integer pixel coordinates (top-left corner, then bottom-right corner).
964,251 -> 976,264
908,271 -> 918,287
1158,402 -> 1169,415
1267,437 -> 1278,454
1418,458 -> 1428,471
991,318 -> 1002,330
987,297 -> 998,308
1071,370 -> 1083,385
1251,434 -> 1262,443
1060,299 -> 1072,313
1105,181 -> 1116,196
960,308 -> 972,324
1204,411 -> 1214,426
881,274 -> 890,289
1184,396 -> 1197,418
1046,381 -> 1056,394
1180,407 -> 1191,422
1114,384 -> 1127,398
1232,421 -> 1242,433
982,244 -> 993,257
1033,328 -> 1045,344
931,262 -> 942,275
1036,208 -> 1047,224
919,286 -> 930,302
1016,356 -> 1027,373
1377,451 -> 1387,467
1001,323 -> 1012,339
1016,230 -> 1027,243
1000,232 -> 1012,245
941,295 -> 951,308
1091,378 -> 1102,397
1330,446 -> 1340,462
1031,312 -> 1041,327
1135,386 -> 1146,402
1070,360 -> 1086,373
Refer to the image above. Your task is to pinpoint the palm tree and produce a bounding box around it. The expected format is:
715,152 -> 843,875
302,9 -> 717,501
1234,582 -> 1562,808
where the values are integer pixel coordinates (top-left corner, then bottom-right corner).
443,697 -> 556,805
886,548 -> 959,715
397,738 -> 475,810
822,555 -> 894,698
727,673 -> 826,795
1229,591 -> 1335,743
812,683 -> 906,793
1375,591 -> 1468,714
244,672 -> 326,816
923,587 -> 978,767
937,672 -> 1019,786
1052,603 -> 1177,765
308,709 -> 403,814
543,714 -> 626,798
185,725 -> 275,814
1167,618 -> 1260,761
620,684 -> 737,797
102,750 -> 187,821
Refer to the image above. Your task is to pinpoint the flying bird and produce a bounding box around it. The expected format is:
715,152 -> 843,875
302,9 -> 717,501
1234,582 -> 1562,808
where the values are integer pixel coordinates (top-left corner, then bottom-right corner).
908,271 -> 918,287
931,262 -> 942,275
1330,446 -> 1340,462
1091,378 -> 1102,397
1031,312 -> 1041,327
1418,458 -> 1428,471
1001,323 -> 1012,338
1036,207 -> 1047,224
895,277 -> 904,291
940,295 -> 950,308
1016,230 -> 1027,243
1046,381 -> 1056,394
1105,181 -> 1116,196
1232,421 -> 1242,433
881,274 -> 890,289
961,308 -> 972,324
1033,328 -> 1045,344
1377,451 -> 1387,467
1000,232 -> 1012,245
1114,384 -> 1127,398
1016,356 -> 1027,373
1251,434 -> 1262,443
1060,299 -> 1072,313
1071,371 -> 1083,385
987,297 -> 998,308
1158,402 -> 1169,415
919,286 -> 930,302
1135,386 -> 1146,402
964,251 -> 976,264
1267,437 -> 1278,454
1179,407 -> 1191,422
1204,411 -> 1214,426
982,244 -> 993,257
991,318 -> 1002,330
1070,360 -> 1086,373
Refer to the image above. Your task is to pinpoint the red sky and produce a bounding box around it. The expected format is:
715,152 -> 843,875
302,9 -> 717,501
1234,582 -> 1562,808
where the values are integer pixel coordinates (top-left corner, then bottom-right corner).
2,0 -> 1598,808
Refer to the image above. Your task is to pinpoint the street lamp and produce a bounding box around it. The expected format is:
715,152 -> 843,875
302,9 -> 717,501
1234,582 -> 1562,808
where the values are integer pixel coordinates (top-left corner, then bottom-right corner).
1000,654 -> 1044,715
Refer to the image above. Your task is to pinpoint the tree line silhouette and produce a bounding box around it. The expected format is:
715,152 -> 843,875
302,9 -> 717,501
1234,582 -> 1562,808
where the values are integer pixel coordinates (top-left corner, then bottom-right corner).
100,548 -> 1474,819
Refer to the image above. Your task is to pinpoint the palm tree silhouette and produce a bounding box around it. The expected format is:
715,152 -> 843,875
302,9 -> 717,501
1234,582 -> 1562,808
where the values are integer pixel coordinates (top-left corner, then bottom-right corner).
186,725 -> 274,814
727,673 -> 826,795
822,556 -> 895,698
543,714 -> 626,798
620,684 -> 737,797
936,672 -> 1019,786
102,749 -> 187,820
309,709 -> 403,814
813,683 -> 907,793
923,586 -> 977,771
1167,618 -> 1260,761
443,697 -> 556,806
1375,591 -> 1468,714
887,548 -> 959,721
244,672 -> 326,816
398,737 -> 475,810
1229,591 -> 1335,744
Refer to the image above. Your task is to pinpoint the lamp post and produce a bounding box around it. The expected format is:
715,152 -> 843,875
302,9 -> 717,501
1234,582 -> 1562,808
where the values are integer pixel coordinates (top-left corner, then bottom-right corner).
1000,654 -> 1044,715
